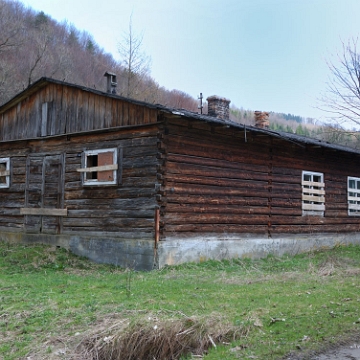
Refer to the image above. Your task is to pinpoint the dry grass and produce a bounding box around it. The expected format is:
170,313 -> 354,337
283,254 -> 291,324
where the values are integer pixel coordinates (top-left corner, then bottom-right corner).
25,312 -> 248,360
316,255 -> 345,276
75,313 -> 245,360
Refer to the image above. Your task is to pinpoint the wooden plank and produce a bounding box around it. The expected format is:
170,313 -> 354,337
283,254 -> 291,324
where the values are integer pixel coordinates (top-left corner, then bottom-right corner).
348,196 -> 360,201
302,203 -> 325,211
302,195 -> 325,203
76,164 -> 118,173
65,197 -> 156,210
166,194 -> 269,206
164,223 -> 268,233
165,173 -> 268,189
270,224 -> 360,233
20,208 -> 68,216
325,202 -> 348,211
68,209 -> 154,218
164,213 -> 269,225
104,96 -> 112,128
129,103 -> 135,126
41,102 -> 48,136
166,161 -> 269,182
165,182 -> 298,199
165,203 -> 269,215
348,204 -> 360,210
166,153 -> 269,173
268,215 -> 360,225
87,93 -> 95,131
301,180 -> 325,187
62,216 -> 152,229
0,170 -> 10,177
302,188 -> 325,195
64,187 -> 155,200
348,188 -> 360,195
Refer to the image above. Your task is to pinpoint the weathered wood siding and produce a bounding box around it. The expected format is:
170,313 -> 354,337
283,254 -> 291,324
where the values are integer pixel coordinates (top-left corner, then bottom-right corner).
0,125 -> 159,237
0,82 -> 158,141
159,118 -> 360,238
0,147 -> 26,230
270,138 -> 360,234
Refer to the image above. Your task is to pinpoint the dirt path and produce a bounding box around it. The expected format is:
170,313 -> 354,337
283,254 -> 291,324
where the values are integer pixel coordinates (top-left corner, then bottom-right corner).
284,336 -> 360,360
311,343 -> 360,359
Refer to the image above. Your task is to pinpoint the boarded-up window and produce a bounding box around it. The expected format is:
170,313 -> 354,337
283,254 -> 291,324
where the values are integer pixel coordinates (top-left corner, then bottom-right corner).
302,171 -> 325,216
348,176 -> 360,216
0,157 -> 10,188
78,148 -> 118,186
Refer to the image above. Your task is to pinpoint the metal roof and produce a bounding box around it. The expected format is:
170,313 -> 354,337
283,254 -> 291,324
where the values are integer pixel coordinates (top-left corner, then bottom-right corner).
2,77 -> 360,156
157,106 -> 360,156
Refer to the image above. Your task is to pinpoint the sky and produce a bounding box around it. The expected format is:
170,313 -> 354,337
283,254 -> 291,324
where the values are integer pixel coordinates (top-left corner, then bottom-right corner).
19,0 -> 360,121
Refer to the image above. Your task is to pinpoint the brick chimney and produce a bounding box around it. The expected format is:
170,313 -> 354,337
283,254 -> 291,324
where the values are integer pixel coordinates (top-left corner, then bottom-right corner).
207,95 -> 231,120
254,111 -> 269,129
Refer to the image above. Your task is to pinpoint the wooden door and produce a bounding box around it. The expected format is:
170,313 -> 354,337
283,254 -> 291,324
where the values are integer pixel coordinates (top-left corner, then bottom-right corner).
24,154 -> 65,234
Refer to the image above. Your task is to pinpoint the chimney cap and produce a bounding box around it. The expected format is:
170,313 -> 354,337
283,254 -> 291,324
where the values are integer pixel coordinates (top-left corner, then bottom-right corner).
206,95 -> 231,103
104,71 -> 116,77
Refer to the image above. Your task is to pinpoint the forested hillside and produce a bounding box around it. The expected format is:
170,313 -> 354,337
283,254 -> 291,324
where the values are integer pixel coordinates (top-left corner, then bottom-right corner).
1,0 -> 358,149
0,0 -> 198,110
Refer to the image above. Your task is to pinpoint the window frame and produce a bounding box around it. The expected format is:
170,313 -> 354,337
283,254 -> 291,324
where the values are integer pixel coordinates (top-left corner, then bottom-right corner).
347,176 -> 360,216
0,157 -> 10,189
301,170 -> 325,216
79,148 -> 118,186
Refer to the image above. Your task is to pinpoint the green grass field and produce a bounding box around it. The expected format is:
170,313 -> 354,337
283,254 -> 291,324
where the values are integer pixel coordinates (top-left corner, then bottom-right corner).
1,241 -> 360,359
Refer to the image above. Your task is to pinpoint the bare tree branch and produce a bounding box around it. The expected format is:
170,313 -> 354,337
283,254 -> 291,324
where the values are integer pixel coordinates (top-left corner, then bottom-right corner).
320,38 -> 360,127
117,16 -> 151,99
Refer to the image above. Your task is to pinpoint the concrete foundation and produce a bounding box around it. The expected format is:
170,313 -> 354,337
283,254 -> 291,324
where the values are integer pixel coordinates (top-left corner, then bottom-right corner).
1,230 -> 360,271
0,231 -> 156,271
157,233 -> 360,267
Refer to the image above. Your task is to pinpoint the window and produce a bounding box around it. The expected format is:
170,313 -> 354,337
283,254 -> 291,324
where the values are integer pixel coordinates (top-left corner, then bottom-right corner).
0,158 -> 10,188
348,177 -> 360,216
302,171 -> 325,216
77,148 -> 118,186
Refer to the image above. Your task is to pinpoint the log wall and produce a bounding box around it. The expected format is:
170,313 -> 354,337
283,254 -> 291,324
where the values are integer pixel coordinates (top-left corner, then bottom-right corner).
0,124 -> 160,238
159,118 -> 360,238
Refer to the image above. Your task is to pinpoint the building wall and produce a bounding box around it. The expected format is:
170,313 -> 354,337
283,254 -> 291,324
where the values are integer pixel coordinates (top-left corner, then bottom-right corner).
159,118 -> 272,236
0,124 -> 160,270
0,81 -> 158,141
156,117 -> 360,265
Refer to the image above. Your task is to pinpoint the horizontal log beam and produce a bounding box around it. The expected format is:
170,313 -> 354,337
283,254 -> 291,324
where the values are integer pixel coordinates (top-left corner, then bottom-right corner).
164,223 -> 268,233
20,207 -> 68,216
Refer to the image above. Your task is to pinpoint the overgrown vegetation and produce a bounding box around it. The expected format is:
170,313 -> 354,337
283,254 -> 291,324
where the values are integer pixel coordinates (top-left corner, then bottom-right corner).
1,241 -> 360,359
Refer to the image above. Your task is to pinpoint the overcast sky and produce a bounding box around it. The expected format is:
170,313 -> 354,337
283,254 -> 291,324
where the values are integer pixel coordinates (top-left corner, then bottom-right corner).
19,0 -> 360,121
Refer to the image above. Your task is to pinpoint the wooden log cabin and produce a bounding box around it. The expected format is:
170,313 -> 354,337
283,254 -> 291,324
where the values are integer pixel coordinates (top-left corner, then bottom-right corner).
1,76 -> 360,270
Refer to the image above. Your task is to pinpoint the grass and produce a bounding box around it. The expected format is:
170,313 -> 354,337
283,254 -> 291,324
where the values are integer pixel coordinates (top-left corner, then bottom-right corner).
0,242 -> 360,359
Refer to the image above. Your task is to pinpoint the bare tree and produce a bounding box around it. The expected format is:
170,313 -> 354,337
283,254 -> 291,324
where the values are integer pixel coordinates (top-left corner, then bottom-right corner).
321,38 -> 360,126
0,0 -> 25,100
0,0 -> 24,53
117,16 -> 151,99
